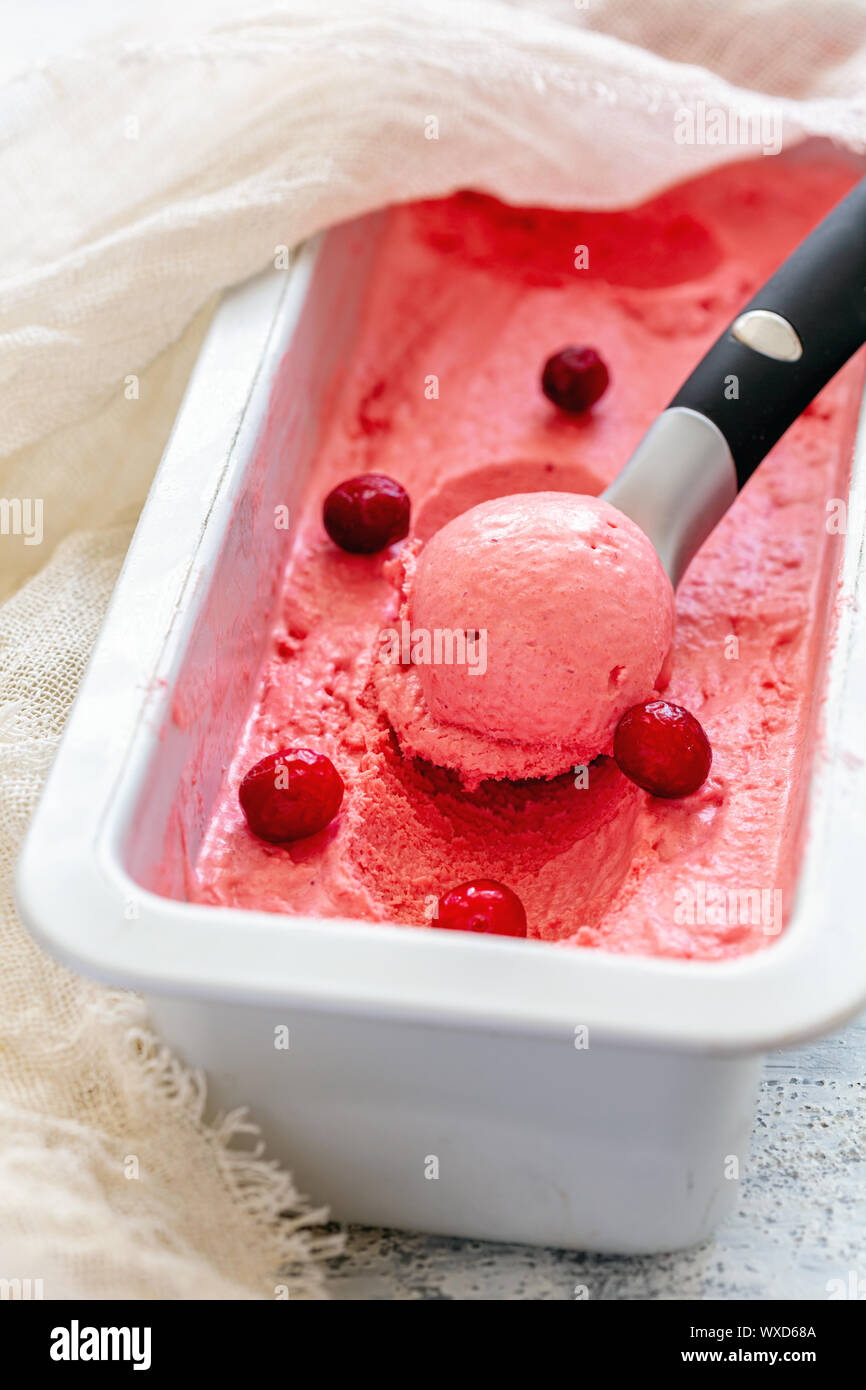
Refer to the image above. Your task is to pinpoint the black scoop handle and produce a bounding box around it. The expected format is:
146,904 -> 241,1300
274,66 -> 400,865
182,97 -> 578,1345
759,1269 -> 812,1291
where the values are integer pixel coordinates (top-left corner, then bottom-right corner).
669,175 -> 866,489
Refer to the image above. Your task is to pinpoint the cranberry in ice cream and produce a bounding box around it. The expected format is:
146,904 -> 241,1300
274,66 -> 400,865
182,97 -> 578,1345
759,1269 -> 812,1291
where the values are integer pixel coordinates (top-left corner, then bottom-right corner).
190,151 -> 862,961
377,491 -> 675,784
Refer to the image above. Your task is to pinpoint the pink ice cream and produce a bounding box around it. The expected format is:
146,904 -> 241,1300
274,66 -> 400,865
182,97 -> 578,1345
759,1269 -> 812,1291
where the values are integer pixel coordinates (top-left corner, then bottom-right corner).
375,492 -> 674,784
188,150 -> 861,961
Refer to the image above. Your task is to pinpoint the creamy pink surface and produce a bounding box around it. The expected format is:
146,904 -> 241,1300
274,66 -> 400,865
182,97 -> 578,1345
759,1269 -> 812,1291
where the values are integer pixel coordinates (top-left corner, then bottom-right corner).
375,491 -> 675,783
191,152 -> 860,960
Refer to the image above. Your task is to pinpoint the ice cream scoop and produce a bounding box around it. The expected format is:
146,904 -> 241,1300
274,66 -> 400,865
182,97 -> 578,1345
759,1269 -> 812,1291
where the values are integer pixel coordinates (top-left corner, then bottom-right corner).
410,492 -> 673,764
606,174 -> 866,584
378,175 -> 866,784
375,491 -> 675,782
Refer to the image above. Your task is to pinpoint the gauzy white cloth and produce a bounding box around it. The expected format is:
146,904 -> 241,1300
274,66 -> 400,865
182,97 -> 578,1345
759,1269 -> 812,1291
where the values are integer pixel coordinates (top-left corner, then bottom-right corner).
1,0 -> 865,1300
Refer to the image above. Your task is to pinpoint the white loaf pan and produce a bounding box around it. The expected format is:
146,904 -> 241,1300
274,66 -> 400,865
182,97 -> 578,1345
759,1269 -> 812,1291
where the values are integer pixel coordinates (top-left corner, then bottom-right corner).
16,209 -> 866,1254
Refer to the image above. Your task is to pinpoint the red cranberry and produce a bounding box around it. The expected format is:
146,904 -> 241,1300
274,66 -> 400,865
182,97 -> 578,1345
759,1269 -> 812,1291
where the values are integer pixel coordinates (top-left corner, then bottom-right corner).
613,700 -> 712,799
436,879 -> 527,937
541,346 -> 609,412
239,748 -> 343,842
323,473 -> 410,553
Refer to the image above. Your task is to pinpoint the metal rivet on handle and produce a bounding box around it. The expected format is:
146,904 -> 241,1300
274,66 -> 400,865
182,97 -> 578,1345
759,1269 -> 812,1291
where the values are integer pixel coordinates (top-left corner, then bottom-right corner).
731,309 -> 803,362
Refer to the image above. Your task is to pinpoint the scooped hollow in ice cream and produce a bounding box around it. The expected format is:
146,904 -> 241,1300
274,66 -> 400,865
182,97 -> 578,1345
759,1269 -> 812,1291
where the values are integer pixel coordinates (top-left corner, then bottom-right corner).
374,492 -> 675,784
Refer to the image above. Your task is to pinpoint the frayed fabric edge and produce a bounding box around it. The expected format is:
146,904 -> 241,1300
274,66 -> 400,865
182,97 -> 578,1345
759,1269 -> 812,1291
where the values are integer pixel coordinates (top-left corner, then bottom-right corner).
94,990 -> 344,1300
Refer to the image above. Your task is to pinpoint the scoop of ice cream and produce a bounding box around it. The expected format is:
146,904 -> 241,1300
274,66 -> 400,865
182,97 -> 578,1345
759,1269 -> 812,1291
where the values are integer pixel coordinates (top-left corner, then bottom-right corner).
374,491 -> 675,784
